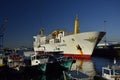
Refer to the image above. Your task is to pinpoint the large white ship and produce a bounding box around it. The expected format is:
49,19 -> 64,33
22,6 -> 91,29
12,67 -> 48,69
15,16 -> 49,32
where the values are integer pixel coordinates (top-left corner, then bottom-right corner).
33,16 -> 105,59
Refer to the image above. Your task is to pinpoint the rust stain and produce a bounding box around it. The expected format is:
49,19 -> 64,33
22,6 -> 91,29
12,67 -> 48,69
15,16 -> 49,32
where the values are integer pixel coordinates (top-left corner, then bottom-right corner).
72,39 -> 83,55
79,59 -> 84,69
76,44 -> 83,55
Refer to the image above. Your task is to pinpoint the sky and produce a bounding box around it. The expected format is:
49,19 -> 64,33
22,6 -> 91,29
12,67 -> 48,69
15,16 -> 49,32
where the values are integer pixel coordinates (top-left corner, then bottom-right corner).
0,0 -> 120,48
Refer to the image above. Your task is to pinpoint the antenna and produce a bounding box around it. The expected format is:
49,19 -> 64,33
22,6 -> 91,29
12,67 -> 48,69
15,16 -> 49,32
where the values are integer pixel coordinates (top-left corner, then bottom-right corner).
104,20 -> 107,48
0,18 -> 8,54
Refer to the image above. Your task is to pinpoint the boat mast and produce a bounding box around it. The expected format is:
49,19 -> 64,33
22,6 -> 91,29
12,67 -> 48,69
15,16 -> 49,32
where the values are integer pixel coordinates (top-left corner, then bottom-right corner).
39,28 -> 44,36
74,15 -> 80,34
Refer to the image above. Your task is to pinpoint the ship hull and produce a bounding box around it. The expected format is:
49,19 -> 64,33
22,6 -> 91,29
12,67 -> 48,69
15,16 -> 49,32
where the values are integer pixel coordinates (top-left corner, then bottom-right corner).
34,32 -> 105,59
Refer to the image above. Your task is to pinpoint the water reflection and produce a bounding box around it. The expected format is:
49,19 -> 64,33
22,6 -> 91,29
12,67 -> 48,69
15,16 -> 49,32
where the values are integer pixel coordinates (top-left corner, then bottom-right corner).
71,59 -> 96,78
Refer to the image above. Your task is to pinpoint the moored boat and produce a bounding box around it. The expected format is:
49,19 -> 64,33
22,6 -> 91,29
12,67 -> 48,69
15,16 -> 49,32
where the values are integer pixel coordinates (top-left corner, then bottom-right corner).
20,53 -> 49,74
21,51 -> 75,74
54,56 -> 75,70
102,58 -> 120,80
33,16 -> 105,59
30,53 -> 49,73
46,53 -> 76,74
7,53 -> 24,70
102,65 -> 120,80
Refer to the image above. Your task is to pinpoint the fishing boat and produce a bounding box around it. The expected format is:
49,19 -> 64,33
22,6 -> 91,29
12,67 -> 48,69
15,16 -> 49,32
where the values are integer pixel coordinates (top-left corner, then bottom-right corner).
46,52 -> 76,75
102,65 -> 120,80
7,53 -> 24,70
33,16 -> 105,59
102,58 -> 120,80
56,56 -> 75,70
19,53 -> 49,74
21,51 -> 75,74
30,53 -> 49,73
48,54 -> 75,70
30,53 -> 75,74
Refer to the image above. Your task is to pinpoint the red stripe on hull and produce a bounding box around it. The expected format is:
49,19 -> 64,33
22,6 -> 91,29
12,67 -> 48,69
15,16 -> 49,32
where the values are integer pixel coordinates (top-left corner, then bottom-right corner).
35,51 -> 91,59
64,54 -> 91,59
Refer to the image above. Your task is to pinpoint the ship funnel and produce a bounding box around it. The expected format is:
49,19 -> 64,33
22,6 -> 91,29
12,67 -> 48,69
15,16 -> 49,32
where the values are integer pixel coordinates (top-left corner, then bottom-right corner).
74,15 -> 80,34
39,29 -> 44,36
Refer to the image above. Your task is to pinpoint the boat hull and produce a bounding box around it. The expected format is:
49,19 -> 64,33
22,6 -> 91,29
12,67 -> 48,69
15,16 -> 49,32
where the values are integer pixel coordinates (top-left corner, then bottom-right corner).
20,64 -> 47,74
31,64 -> 47,72
59,59 -> 75,70
46,56 -> 75,74
46,61 -> 72,74
34,32 -> 105,59
64,54 -> 91,59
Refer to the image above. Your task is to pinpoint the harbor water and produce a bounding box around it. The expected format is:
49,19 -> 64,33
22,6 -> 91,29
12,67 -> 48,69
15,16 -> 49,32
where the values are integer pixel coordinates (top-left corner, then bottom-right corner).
0,56 -> 119,80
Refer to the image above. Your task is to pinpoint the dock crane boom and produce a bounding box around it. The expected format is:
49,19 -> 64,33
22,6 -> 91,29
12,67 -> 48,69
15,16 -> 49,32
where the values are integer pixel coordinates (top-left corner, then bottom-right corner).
0,18 -> 8,54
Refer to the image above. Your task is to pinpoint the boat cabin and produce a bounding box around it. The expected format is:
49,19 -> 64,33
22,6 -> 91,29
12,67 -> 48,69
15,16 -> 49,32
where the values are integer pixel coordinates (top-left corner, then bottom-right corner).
102,65 -> 120,80
31,54 -> 49,66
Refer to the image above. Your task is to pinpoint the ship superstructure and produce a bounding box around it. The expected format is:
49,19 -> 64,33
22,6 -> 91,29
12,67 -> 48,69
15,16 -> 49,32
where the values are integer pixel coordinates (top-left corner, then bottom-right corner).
33,16 -> 105,59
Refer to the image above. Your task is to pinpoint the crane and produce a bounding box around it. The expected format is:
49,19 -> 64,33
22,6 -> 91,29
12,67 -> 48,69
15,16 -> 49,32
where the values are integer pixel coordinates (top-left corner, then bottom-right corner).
0,18 -> 8,54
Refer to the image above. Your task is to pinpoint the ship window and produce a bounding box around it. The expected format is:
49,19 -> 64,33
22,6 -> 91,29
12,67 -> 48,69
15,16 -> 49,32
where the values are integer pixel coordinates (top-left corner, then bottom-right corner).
104,69 -> 114,74
36,56 -> 40,59
104,70 -> 109,74
32,56 -> 35,60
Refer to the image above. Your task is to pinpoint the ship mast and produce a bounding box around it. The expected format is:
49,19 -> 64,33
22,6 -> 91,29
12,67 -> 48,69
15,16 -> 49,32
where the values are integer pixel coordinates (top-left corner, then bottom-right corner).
39,28 -> 44,36
74,15 -> 80,34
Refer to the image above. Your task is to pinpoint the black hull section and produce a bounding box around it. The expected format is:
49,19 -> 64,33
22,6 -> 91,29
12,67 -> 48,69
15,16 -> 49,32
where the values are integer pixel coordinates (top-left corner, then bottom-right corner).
46,62 -> 67,73
19,66 -> 44,75
92,48 -> 120,59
